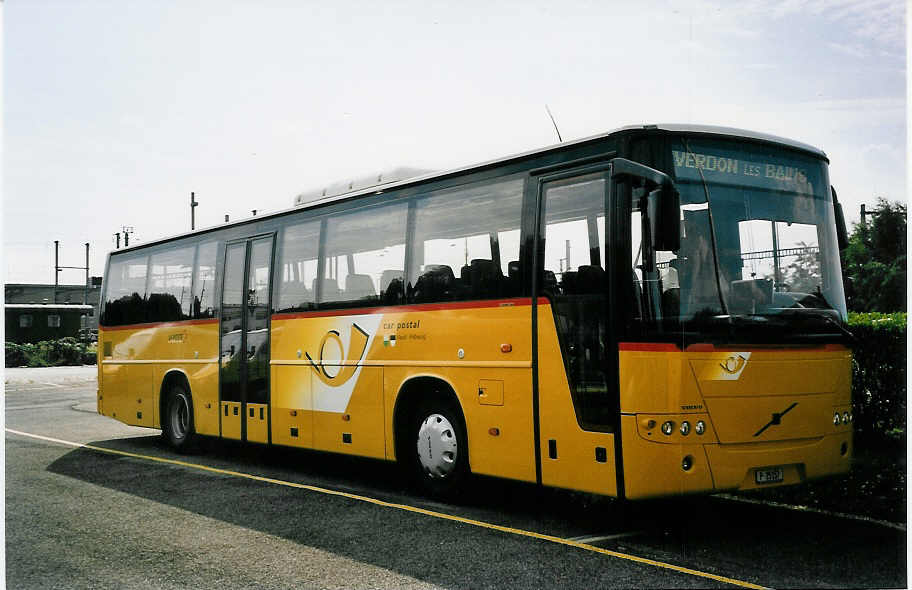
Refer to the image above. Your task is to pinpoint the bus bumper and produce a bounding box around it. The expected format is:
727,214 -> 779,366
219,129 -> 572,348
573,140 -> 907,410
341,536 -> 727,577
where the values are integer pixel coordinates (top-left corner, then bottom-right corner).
620,415 -> 853,500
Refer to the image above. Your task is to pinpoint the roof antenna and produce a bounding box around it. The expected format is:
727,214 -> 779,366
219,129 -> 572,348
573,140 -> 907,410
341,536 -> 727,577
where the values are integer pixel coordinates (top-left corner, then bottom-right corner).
545,104 -> 563,142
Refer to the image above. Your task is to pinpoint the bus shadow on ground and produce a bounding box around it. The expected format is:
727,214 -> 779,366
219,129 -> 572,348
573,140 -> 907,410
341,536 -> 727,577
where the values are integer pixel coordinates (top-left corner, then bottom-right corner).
49,433 -> 635,534
46,435 -> 907,590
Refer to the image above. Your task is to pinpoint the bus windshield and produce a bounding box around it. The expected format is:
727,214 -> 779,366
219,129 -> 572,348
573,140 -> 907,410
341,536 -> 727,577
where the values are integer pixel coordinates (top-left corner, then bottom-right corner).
632,136 -> 848,343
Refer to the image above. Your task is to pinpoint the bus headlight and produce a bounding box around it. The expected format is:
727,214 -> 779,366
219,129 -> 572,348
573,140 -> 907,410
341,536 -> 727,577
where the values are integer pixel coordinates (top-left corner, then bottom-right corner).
843,412 -> 850,424
661,421 -> 674,436
680,421 -> 691,436
695,420 -> 706,435
833,412 -> 841,426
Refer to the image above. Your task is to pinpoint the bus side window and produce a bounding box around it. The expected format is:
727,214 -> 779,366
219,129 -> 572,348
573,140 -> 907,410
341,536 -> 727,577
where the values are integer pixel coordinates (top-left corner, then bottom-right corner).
319,201 -> 408,309
148,246 -> 194,321
100,254 -> 149,326
409,177 -> 523,303
276,219 -> 321,313
193,241 -> 218,319
542,175 -> 606,294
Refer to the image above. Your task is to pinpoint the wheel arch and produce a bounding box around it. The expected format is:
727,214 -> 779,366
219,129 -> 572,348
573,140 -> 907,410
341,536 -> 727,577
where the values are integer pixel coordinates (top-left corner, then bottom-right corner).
392,374 -> 468,466
159,369 -> 192,429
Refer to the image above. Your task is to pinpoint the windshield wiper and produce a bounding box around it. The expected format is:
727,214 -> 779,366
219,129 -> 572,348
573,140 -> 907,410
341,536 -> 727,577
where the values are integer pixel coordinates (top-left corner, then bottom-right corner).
748,309 -> 856,344
682,138 -> 729,316
690,311 -> 855,345
816,313 -> 856,344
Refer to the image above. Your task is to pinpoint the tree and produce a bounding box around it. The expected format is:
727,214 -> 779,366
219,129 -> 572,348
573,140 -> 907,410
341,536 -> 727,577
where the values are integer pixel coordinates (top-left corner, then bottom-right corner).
842,198 -> 906,312
781,240 -> 821,294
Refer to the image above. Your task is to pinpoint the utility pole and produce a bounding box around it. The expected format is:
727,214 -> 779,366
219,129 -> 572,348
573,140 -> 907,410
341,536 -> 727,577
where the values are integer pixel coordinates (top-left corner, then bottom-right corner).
54,240 -> 59,303
84,243 -> 90,304
191,192 -> 198,230
53,241 -> 91,303
860,203 -> 883,227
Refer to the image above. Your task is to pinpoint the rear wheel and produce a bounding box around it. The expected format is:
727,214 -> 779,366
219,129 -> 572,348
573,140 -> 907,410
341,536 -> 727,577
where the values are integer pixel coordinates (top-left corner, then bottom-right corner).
411,399 -> 469,498
162,384 -> 195,452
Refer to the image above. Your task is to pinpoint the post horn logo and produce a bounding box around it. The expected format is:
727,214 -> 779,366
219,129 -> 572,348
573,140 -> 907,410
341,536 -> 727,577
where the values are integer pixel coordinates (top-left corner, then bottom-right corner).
306,323 -> 370,387
720,353 -> 748,374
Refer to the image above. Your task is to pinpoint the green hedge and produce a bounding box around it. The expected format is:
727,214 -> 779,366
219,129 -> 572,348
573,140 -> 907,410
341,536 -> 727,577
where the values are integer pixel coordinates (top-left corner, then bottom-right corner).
4,338 -> 97,368
848,312 -> 906,447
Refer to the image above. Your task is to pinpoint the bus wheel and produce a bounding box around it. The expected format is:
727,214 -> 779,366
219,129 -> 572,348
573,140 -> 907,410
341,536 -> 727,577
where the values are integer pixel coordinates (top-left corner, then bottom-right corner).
412,400 -> 469,497
162,384 -> 195,452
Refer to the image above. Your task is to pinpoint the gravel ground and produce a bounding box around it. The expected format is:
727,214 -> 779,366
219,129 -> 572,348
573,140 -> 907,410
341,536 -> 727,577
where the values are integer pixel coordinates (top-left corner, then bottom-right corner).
4,365 -> 98,386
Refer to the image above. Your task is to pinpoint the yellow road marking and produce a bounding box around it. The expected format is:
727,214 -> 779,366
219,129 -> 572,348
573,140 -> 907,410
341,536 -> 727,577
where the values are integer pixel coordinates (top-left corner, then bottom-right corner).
7,427 -> 768,589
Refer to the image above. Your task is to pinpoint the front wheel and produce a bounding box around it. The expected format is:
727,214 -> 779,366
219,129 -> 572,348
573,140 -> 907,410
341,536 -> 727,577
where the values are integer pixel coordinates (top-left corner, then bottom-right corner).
162,385 -> 195,452
412,400 -> 469,498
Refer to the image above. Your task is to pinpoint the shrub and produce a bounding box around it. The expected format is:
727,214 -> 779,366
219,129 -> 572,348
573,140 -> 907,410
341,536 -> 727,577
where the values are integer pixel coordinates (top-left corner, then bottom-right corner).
5,342 -> 27,367
848,312 -> 906,448
81,346 -> 98,365
3,338 -> 97,368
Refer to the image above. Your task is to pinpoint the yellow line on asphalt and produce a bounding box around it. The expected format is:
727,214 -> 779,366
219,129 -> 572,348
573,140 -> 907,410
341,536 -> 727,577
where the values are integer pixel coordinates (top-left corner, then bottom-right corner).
7,427 -> 768,589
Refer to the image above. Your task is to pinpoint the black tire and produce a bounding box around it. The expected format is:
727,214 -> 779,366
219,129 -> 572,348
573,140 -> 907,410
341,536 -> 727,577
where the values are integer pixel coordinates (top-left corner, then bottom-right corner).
409,398 -> 470,498
162,384 -> 195,452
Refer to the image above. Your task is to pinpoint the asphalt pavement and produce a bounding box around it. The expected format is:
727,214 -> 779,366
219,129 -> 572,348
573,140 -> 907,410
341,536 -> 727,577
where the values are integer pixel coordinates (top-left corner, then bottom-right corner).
4,367 -> 907,589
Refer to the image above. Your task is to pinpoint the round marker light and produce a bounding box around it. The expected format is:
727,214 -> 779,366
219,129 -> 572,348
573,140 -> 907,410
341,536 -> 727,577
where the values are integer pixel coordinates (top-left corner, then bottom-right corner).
833,412 -> 841,426
661,421 -> 674,436
680,421 -> 691,436
843,412 -> 850,425
695,420 -> 706,435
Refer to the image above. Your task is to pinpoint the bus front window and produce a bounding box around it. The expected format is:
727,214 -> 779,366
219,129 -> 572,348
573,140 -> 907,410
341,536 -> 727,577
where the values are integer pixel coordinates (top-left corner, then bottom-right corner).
631,137 -> 847,344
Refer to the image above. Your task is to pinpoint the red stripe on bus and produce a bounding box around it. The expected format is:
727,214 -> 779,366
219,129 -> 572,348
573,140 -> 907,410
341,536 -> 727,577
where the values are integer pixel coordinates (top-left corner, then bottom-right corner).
99,318 -> 219,332
823,343 -> 849,351
618,342 -> 681,352
272,297 -> 537,320
683,342 -> 848,352
619,342 -> 847,353
99,298 -> 550,330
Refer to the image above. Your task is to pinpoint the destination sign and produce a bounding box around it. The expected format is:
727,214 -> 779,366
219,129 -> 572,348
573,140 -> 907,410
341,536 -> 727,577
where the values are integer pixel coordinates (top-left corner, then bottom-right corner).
671,145 -> 824,196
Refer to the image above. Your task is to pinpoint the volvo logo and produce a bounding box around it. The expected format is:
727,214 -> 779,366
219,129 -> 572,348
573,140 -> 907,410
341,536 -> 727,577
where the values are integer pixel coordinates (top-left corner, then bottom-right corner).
753,402 -> 798,437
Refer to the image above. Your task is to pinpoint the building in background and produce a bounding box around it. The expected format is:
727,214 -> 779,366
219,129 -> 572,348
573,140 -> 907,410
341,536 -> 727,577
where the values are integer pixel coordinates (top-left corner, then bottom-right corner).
4,280 -> 102,343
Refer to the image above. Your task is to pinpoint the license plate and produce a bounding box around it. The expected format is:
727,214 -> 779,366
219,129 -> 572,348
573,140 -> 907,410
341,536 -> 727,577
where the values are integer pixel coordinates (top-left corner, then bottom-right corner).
755,467 -> 784,484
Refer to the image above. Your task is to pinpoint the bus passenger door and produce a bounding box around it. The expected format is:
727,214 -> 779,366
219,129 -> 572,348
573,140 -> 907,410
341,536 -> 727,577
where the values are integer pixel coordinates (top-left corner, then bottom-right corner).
534,168 -> 620,497
219,235 -> 275,444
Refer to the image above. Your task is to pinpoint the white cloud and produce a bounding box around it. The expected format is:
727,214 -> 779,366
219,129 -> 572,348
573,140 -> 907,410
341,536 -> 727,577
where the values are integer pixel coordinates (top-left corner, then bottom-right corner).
827,41 -> 871,58
767,0 -> 904,49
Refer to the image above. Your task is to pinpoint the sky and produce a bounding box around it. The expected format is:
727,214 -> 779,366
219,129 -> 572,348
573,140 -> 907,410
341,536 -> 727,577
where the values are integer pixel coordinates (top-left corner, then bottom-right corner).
2,0 -> 907,285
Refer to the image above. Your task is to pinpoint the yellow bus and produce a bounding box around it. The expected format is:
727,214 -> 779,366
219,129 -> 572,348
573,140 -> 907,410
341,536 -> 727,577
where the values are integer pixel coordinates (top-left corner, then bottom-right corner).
98,124 -> 853,499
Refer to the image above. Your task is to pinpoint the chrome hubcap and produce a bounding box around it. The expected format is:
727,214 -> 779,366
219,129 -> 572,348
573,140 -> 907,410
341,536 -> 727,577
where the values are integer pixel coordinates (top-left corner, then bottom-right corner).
172,395 -> 189,438
416,413 -> 458,479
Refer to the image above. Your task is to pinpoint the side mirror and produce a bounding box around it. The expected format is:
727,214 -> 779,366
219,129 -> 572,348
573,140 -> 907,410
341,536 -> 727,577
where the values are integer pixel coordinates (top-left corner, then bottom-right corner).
831,186 -> 849,250
611,158 -> 681,252
646,185 -> 681,252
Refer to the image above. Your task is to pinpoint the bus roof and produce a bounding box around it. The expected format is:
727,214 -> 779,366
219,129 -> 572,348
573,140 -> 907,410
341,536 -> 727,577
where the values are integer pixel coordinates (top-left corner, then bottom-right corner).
109,123 -> 827,256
